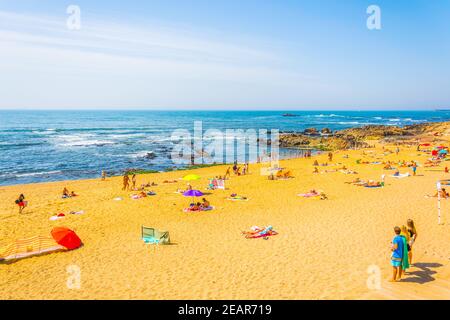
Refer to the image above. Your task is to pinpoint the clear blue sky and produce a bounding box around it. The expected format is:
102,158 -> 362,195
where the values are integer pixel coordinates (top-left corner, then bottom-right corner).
0,0 -> 449,109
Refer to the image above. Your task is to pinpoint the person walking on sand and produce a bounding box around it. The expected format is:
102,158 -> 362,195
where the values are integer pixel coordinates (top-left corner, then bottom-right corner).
122,174 -> 130,191
101,170 -> 106,181
390,226 -> 405,282
407,219 -> 418,265
412,161 -> 417,176
15,194 -> 27,214
328,152 -> 333,162
131,174 -> 137,190
224,167 -> 231,180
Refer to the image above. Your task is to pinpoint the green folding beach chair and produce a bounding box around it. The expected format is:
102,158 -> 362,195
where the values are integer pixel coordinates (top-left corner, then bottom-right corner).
141,226 -> 170,245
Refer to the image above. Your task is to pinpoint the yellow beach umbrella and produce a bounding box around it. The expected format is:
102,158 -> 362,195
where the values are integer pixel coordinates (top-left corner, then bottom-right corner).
183,174 -> 201,181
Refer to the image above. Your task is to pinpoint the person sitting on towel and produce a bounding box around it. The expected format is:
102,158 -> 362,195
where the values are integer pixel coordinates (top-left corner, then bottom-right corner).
62,187 -> 70,198
201,198 -> 210,208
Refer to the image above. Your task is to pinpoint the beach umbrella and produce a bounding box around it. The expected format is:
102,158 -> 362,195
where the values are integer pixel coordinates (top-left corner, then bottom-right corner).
182,174 -> 201,181
439,149 -> 448,154
51,227 -> 82,250
183,189 -> 204,204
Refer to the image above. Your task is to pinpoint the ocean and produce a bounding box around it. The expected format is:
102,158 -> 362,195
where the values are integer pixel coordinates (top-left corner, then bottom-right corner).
1,110 -> 449,186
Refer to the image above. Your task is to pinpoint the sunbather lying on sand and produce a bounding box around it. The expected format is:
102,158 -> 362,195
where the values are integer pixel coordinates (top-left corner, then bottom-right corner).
298,190 -> 328,199
365,180 -> 383,187
428,188 -> 450,198
163,179 -> 178,184
227,193 -> 248,201
340,169 -> 358,174
345,178 -> 364,184
184,201 -> 214,212
62,188 -> 78,198
241,226 -> 278,239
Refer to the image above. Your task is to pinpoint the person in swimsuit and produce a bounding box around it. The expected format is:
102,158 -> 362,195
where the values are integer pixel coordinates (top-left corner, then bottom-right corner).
390,226 -> 405,282
407,219 -> 418,265
131,174 -> 137,190
122,174 -> 130,191
412,162 -> 417,176
201,198 -> 210,209
62,187 -> 70,198
16,194 -> 27,214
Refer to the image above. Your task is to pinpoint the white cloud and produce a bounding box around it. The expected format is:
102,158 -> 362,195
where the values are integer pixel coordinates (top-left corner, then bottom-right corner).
0,10 -> 327,109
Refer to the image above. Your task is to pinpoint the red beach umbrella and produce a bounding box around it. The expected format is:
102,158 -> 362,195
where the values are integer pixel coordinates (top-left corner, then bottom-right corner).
51,227 -> 82,250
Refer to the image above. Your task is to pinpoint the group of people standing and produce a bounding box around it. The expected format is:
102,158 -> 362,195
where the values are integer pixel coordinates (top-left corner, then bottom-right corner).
390,219 -> 418,282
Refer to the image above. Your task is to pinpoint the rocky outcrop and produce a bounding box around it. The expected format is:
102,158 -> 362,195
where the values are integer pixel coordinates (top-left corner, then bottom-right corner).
279,122 -> 450,151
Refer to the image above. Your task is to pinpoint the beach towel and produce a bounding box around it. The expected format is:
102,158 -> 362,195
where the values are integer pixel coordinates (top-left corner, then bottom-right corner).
69,210 -> 84,215
297,192 -> 320,198
227,197 -> 249,201
400,235 -> 410,271
390,173 -> 410,178
49,215 -> 64,221
183,206 -> 214,212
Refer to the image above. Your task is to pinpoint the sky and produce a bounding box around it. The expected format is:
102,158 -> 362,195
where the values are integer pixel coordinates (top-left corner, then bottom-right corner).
0,0 -> 449,110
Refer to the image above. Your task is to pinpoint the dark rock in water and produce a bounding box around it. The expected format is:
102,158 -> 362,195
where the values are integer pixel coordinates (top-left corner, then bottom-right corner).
304,128 -> 319,135
282,113 -> 299,117
320,128 -> 332,134
143,152 -> 156,160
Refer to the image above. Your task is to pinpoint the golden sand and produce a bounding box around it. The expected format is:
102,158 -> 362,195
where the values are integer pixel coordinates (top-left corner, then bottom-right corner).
1,144 -> 450,300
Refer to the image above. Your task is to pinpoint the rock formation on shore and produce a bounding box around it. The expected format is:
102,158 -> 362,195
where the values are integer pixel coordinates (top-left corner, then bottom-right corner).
279,121 -> 450,151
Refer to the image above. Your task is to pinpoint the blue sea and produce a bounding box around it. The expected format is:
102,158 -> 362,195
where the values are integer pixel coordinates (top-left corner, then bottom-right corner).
1,110 -> 450,186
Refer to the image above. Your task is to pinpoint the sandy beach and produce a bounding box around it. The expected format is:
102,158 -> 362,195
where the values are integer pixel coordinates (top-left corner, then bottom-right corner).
1,137 -> 450,300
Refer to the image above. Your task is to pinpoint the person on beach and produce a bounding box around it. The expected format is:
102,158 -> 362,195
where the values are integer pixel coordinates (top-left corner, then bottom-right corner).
224,167 -> 231,180
411,162 -> 417,176
407,219 -> 418,265
433,187 -> 449,198
101,170 -> 106,181
122,174 -> 130,191
328,152 -> 333,162
390,226 -> 406,282
62,187 -> 70,198
15,194 -> 27,214
445,167 -> 449,173
131,174 -> 137,190
200,198 -> 210,209
313,167 -> 319,174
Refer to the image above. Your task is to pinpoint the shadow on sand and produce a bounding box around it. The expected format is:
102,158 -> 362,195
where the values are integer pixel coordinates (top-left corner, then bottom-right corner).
401,262 -> 443,284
